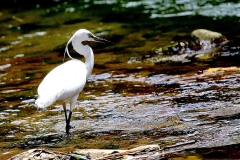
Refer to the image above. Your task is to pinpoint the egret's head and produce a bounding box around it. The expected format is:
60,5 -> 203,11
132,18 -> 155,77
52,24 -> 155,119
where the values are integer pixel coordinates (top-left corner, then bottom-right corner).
64,29 -> 114,59
73,29 -> 114,45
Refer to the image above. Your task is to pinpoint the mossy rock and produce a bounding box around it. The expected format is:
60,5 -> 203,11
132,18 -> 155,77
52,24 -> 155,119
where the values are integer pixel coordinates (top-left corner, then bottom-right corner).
191,29 -> 224,41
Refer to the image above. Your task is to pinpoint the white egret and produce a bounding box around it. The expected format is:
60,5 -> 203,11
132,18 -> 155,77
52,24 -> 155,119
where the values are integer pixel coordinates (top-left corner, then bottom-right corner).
35,29 -> 114,135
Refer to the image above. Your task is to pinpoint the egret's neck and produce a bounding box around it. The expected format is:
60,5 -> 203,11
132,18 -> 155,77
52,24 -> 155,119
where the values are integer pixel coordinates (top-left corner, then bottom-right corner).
72,42 -> 94,78
84,47 -> 94,78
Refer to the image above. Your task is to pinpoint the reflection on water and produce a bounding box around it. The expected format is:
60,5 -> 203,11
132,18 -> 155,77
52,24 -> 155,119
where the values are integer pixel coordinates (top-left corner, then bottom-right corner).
1,0 -> 240,159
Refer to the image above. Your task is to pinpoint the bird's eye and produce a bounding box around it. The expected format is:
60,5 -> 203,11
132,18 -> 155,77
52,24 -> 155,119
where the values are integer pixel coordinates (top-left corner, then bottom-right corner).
88,33 -> 94,38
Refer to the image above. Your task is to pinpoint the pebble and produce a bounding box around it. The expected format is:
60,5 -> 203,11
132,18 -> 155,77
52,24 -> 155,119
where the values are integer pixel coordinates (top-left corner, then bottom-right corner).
0,64 -> 11,71
11,120 -> 28,125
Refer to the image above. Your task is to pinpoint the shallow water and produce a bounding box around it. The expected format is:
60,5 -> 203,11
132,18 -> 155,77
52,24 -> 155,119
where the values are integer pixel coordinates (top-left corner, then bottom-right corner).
1,0 -> 240,159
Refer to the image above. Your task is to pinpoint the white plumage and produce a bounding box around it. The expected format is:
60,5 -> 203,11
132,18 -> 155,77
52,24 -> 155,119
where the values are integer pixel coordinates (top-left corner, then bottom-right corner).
35,29 -> 113,135
36,60 -> 87,109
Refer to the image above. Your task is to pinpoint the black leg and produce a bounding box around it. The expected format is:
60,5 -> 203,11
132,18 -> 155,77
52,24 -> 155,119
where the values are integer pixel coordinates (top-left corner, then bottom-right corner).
63,104 -> 68,125
66,111 -> 72,135
63,103 -> 72,137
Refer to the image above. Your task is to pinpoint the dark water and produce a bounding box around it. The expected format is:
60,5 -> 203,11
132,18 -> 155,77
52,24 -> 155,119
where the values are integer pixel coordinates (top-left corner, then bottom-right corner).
1,0 -> 240,159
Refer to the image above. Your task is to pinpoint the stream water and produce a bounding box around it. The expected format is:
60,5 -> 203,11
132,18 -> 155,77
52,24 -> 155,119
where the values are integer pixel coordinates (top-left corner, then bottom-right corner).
1,0 -> 240,159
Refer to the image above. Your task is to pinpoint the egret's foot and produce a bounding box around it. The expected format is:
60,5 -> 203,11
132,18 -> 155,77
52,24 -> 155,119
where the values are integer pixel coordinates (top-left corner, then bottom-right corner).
65,133 -> 72,140
65,125 -> 72,139
65,125 -> 75,138
62,132 -> 72,141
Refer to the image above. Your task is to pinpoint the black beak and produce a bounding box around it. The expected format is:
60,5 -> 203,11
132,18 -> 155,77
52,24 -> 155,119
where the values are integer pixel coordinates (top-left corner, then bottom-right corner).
93,36 -> 115,45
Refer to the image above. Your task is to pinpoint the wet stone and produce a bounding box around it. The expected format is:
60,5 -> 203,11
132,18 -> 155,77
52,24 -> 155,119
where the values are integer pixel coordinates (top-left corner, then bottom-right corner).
11,120 -> 28,125
21,99 -> 35,104
4,109 -> 20,112
0,64 -> 11,71
88,73 -> 111,82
